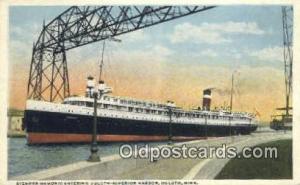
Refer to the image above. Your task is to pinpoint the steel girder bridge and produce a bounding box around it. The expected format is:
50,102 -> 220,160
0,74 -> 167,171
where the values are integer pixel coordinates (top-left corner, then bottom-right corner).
27,6 -> 215,102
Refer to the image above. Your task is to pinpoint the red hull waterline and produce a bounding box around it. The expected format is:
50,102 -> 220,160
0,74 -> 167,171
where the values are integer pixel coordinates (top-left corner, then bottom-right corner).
27,132 -> 207,144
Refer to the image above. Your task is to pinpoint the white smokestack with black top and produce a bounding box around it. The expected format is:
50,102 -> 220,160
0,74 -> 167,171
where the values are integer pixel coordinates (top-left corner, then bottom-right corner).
86,76 -> 95,98
166,100 -> 176,108
98,80 -> 112,95
202,89 -> 212,111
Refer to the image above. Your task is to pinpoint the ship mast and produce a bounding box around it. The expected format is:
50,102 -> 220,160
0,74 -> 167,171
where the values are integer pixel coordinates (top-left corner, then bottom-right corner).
230,73 -> 233,113
98,41 -> 106,83
229,72 -> 235,113
98,37 -> 122,83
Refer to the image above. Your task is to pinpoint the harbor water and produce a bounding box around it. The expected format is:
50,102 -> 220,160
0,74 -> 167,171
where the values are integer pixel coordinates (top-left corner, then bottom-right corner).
8,137 -> 168,178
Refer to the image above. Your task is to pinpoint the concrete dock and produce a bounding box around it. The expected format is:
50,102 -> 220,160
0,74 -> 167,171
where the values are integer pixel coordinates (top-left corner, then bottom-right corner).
12,131 -> 291,180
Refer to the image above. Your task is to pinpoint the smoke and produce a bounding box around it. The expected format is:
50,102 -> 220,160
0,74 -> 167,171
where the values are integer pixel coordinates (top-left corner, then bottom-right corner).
211,88 -> 232,96
204,87 -> 216,91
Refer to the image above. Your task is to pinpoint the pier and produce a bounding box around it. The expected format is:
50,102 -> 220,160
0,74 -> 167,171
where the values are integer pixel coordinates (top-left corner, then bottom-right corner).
12,131 -> 291,180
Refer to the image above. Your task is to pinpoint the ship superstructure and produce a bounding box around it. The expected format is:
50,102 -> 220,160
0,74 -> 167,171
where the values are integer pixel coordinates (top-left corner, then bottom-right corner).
23,76 -> 257,144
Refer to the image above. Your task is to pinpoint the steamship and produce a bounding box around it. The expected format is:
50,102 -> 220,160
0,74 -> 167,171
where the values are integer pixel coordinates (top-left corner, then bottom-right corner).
23,77 -> 258,144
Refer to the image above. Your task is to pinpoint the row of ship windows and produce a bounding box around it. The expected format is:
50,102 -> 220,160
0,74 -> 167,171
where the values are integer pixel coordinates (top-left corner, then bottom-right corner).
102,97 -> 165,108
35,106 -> 250,125
66,101 -> 169,115
62,101 -> 250,121
63,100 -> 166,109
62,111 -> 246,125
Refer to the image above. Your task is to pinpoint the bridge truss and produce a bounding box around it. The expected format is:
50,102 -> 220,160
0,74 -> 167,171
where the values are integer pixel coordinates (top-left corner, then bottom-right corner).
27,6 -> 215,102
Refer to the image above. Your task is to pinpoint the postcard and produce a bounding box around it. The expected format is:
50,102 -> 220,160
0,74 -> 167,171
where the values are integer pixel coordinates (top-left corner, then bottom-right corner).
0,1 -> 299,185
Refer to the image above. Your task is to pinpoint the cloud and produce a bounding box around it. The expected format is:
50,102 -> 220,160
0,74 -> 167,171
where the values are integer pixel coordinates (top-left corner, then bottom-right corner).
10,25 -> 24,36
199,49 -> 218,57
228,49 -> 242,59
112,43 -> 173,62
10,23 -> 42,60
9,40 -> 32,60
10,22 -> 41,41
250,46 -> 283,62
69,43 -> 173,71
150,45 -> 173,57
118,29 -> 149,43
203,21 -> 265,35
169,22 -> 230,44
169,21 -> 265,44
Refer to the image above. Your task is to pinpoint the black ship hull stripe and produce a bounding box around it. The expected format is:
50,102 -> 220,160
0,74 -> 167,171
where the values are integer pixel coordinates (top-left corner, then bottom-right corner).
24,110 -> 257,138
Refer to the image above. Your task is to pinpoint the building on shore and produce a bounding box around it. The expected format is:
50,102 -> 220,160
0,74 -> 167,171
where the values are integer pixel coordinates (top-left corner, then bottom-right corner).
7,109 -> 25,137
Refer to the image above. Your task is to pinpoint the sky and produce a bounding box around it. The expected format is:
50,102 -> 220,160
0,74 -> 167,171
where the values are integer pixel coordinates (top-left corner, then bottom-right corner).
9,5 -> 289,122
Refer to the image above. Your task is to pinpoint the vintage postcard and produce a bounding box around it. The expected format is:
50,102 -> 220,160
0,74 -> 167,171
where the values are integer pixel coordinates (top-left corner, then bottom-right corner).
0,0 -> 299,185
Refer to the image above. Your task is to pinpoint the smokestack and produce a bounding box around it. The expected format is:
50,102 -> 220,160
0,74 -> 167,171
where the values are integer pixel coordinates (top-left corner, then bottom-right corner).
86,76 -> 95,98
98,80 -> 105,95
98,80 -> 112,94
202,89 -> 212,111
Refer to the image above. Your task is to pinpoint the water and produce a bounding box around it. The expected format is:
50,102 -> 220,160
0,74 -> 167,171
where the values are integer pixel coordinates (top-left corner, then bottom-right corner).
8,137 -> 168,178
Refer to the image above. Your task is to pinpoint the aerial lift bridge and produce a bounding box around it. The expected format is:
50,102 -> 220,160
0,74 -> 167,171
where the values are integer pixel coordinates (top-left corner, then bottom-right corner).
26,6 -> 215,102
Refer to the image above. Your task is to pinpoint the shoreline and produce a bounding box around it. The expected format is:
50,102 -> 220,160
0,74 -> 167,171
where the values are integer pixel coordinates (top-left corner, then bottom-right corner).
7,132 -> 26,138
